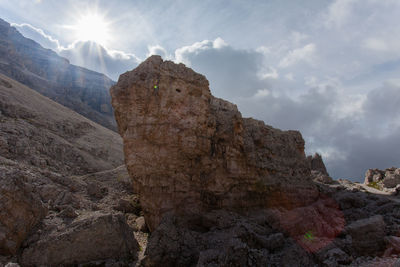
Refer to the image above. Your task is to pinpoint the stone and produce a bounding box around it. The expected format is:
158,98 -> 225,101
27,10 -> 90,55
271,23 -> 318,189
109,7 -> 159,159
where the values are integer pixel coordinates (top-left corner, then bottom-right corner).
20,213 -> 138,266
383,169 -> 400,188
384,236 -> 400,256
345,215 -> 386,256
0,167 -> 47,255
312,170 -> 335,184
135,216 -> 148,232
58,205 -> 78,218
110,55 -> 318,231
86,181 -> 108,199
114,198 -> 140,214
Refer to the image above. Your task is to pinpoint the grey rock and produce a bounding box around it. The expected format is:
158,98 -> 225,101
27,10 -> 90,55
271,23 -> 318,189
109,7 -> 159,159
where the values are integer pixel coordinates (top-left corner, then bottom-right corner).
308,153 -> 329,176
135,216 -> 148,232
345,215 -> 386,255
20,213 -> 138,266
86,181 -> 108,199
0,166 -> 47,255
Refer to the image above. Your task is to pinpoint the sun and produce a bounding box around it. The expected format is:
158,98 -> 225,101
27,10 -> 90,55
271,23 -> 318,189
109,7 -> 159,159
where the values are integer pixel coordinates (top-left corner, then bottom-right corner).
74,13 -> 110,45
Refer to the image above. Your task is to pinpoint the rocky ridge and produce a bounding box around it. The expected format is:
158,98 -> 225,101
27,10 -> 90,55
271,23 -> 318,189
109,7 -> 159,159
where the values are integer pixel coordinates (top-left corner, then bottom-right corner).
111,56 -> 400,266
0,18 -> 117,131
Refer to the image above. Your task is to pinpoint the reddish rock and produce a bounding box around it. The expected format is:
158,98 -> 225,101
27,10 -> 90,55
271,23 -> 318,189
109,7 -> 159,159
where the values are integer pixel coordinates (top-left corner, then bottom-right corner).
111,55 -> 318,231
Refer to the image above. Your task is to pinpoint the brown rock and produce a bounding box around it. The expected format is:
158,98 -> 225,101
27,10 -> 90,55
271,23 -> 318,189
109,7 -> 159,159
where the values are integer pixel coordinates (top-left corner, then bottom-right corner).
111,55 -> 318,231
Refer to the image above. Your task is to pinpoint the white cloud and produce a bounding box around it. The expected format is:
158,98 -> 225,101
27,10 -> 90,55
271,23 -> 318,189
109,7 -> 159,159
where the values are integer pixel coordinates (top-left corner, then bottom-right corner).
59,41 -> 140,80
259,67 -> 278,80
12,22 -> 140,80
278,43 -> 316,68
254,89 -> 270,98
363,38 -> 388,52
147,45 -> 169,59
11,23 -> 61,51
256,46 -> 271,55
285,73 -> 294,81
324,0 -> 358,28
213,37 -> 228,49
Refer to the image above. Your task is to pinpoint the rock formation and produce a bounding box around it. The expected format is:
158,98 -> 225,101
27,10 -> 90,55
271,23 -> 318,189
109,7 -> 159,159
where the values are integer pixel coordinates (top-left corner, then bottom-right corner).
0,75 -> 143,265
111,56 -> 400,266
111,55 -> 319,231
365,167 -> 400,191
308,153 -> 335,184
0,18 -> 117,131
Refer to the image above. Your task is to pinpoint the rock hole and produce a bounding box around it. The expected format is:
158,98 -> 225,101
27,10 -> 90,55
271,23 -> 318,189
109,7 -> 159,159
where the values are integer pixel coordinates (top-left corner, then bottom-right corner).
176,89 -> 181,93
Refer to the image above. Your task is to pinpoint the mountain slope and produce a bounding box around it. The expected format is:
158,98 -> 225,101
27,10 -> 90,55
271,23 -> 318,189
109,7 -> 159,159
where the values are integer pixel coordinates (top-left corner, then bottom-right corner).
0,73 -> 123,175
0,18 -> 117,130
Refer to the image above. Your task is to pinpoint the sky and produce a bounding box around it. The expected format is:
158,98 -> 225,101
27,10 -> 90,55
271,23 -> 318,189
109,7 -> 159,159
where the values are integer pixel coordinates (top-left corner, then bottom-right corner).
1,0 -> 400,181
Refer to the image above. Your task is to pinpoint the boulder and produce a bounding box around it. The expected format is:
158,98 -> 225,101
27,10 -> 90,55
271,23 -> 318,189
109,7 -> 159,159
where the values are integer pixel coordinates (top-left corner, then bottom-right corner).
0,165 -> 47,255
20,213 -> 138,266
345,215 -> 386,255
110,55 -> 318,231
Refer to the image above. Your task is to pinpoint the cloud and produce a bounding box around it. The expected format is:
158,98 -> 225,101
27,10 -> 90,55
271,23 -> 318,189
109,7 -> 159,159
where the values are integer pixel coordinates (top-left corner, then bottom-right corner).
324,0 -> 358,29
147,45 -> 169,59
278,43 -> 316,68
59,41 -> 140,80
172,36 -> 400,182
363,38 -> 388,52
174,38 -> 265,98
12,23 -> 140,80
11,23 -> 61,51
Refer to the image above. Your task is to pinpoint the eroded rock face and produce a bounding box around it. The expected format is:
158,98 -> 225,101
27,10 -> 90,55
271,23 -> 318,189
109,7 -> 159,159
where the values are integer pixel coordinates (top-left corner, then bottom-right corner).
0,161 -> 47,255
111,55 -> 318,230
364,167 -> 400,191
20,212 -> 138,266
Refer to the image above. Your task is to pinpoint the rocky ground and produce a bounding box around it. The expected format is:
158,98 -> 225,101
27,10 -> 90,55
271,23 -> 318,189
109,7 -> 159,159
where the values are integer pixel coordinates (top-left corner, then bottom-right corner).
0,156 -> 148,266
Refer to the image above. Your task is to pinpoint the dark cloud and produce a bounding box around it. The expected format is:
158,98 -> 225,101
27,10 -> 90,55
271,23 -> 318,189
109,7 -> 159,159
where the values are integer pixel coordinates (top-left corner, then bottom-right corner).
176,39 -> 265,99
177,39 -> 400,182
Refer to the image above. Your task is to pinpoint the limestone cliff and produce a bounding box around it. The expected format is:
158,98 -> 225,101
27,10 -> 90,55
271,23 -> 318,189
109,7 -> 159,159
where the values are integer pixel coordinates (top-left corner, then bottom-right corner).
111,55 -> 318,230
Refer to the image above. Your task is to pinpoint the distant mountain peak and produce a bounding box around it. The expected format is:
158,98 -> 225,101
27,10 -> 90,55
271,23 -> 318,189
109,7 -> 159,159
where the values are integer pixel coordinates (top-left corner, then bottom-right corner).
0,17 -> 117,131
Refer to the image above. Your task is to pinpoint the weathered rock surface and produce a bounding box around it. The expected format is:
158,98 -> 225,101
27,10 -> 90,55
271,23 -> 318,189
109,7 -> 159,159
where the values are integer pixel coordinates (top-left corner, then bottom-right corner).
110,56 -> 400,266
0,159 -> 47,255
0,154 -> 142,265
0,18 -> 117,130
345,215 -> 386,256
308,153 -> 329,176
364,167 -> 400,192
0,75 -> 141,265
0,73 -> 123,175
111,55 -> 318,231
20,213 -> 138,266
